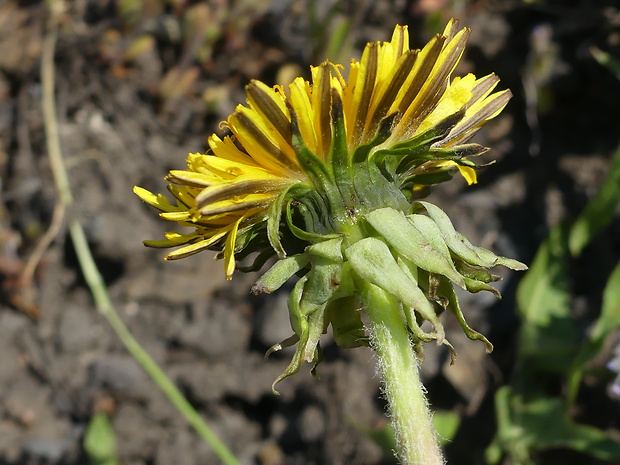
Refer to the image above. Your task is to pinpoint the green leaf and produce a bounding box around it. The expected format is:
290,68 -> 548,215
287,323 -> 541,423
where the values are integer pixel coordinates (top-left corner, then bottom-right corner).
487,386 -> 533,465
591,259 -> 620,341
324,17 -> 352,66
569,143 -> 620,256
489,386 -> 620,464
591,47 -> 620,81
432,411 -> 461,447
347,418 -> 397,459
84,412 -> 119,465
516,223 -> 577,372
567,259 -> 620,404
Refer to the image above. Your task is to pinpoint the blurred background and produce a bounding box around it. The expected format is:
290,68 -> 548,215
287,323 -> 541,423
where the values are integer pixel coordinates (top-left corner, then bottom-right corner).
1,0 -> 620,464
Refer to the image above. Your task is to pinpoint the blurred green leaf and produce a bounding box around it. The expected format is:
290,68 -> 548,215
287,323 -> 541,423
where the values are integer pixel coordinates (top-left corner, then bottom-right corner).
499,135 -> 620,462
349,409 -> 460,458
347,417 -> 397,460
568,259 -> 620,403
488,386 -> 620,465
308,0 -> 351,63
591,47 -> 620,81
569,143 -> 620,256
516,224 -> 577,372
84,412 -> 119,465
487,386 -> 536,465
366,423 -> 397,457
591,259 -> 620,342
325,17 -> 352,66
432,411 -> 461,447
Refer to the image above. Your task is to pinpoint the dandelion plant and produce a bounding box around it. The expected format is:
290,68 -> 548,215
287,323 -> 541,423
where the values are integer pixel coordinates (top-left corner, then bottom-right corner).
136,19 -> 526,464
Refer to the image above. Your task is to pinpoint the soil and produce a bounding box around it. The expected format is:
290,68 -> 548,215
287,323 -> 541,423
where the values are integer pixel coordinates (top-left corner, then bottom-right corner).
1,1 -> 620,465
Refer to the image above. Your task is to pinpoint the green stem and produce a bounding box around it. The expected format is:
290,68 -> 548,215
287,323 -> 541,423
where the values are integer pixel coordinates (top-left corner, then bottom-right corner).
42,5 -> 241,465
361,282 -> 444,465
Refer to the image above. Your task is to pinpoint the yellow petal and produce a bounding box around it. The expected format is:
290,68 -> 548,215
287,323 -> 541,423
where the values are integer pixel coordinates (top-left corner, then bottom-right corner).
199,194 -> 276,216
165,230 -> 228,260
246,80 -> 291,142
395,27 -> 471,140
196,153 -> 280,180
167,170 -> 219,188
224,216 -> 244,279
415,73 -> 476,135
343,59 -> 359,141
195,178 -> 295,207
364,50 -> 417,137
311,63 -> 333,158
435,160 -> 477,185
133,186 -> 181,212
288,76 -> 316,153
457,164 -> 477,185
207,135 -> 259,166
469,74 -> 500,106
390,25 -> 409,59
389,34 -> 444,119
160,210 -> 194,222
238,96 -> 298,166
442,18 -> 460,41
443,88 -> 512,146
163,231 -> 203,244
144,239 -> 179,248
167,185 -> 200,208
350,43 -> 378,146
229,106 -> 301,177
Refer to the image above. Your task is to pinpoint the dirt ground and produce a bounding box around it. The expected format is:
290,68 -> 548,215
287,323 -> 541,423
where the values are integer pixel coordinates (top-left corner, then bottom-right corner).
1,1 -> 620,464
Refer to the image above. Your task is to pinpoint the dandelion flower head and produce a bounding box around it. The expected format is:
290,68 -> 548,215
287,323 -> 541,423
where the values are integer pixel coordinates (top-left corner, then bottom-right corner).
135,19 -> 511,277
136,19 -> 525,390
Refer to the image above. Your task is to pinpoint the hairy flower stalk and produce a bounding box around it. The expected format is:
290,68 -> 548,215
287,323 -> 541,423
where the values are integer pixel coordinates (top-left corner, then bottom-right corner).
136,19 -> 526,464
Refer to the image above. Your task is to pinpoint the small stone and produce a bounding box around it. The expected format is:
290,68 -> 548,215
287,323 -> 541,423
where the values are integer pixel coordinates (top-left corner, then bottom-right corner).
297,405 -> 325,443
258,440 -> 285,465
87,355 -> 150,400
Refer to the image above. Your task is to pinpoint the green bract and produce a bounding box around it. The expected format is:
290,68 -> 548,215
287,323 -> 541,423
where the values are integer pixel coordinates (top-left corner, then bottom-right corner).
255,196 -> 525,392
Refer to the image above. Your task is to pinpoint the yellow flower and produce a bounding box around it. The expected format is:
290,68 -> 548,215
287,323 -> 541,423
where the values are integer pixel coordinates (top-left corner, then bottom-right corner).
135,19 -> 511,279
137,20 -> 526,393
